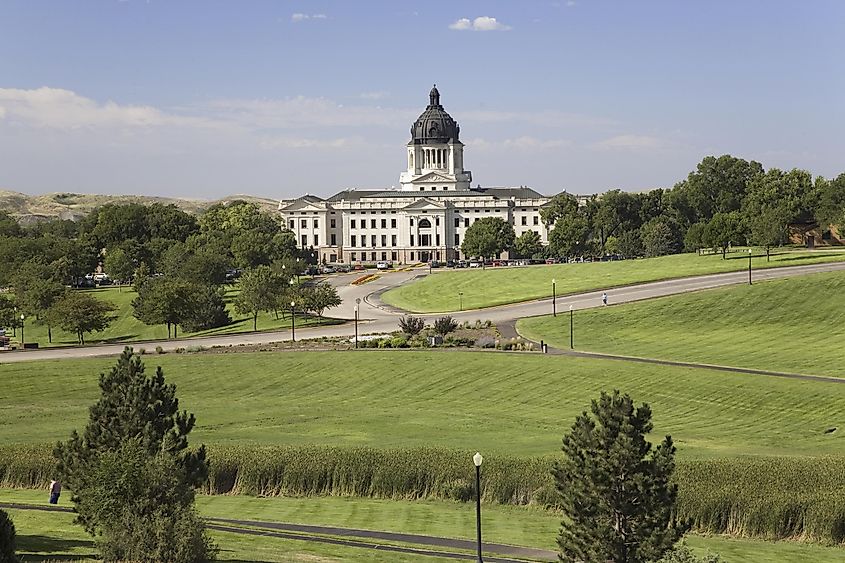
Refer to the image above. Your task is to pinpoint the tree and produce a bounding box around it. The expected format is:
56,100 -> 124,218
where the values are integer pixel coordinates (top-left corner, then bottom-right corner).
0,508 -> 17,563
548,214 -> 590,258
682,222 -> 708,252
180,285 -> 231,333
514,230 -> 543,259
103,247 -> 135,291
677,155 -> 763,222
11,260 -> 66,343
553,390 -> 685,563
592,190 -> 642,250
132,277 -> 195,339
703,212 -> 746,259
749,206 -> 790,261
433,316 -> 458,335
302,283 -> 342,319
640,221 -> 674,258
616,230 -> 643,259
46,292 -> 116,345
540,192 -> 580,227
461,217 -> 515,260
53,349 -> 212,561
0,296 -> 19,334
234,266 -> 284,331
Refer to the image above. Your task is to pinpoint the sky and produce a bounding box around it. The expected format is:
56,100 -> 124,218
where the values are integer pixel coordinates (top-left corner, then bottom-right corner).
0,0 -> 843,200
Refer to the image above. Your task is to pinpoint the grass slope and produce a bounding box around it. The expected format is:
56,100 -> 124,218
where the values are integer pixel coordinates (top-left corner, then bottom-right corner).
519,269 -> 845,378
4,489 -> 843,562
18,285 -> 338,348
381,249 -> 845,312
2,350 -> 844,458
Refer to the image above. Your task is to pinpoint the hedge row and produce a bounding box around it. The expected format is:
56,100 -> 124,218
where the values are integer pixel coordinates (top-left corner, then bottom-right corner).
3,444 -> 845,544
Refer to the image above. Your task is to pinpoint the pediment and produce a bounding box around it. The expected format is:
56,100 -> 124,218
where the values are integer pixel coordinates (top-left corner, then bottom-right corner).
413,172 -> 456,184
402,197 -> 446,211
279,199 -> 328,212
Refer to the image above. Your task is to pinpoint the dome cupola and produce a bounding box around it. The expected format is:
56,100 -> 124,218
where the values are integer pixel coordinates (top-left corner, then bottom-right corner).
410,84 -> 460,144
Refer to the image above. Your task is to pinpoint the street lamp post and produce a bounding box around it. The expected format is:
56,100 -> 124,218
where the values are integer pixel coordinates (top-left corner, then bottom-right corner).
748,248 -> 752,285
12,307 -> 16,337
473,452 -> 484,562
19,313 -> 25,349
459,291 -> 464,312
355,298 -> 361,348
569,305 -> 574,349
290,301 -> 296,342
552,278 -> 556,317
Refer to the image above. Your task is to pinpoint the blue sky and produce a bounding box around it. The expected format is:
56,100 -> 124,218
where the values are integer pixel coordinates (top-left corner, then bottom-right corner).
0,0 -> 842,199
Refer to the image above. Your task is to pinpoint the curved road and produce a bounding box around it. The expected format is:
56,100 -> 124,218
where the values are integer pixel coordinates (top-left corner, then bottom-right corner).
2,261 -> 845,364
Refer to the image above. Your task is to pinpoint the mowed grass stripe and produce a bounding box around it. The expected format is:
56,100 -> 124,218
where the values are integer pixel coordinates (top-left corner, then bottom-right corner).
3,350 -> 845,458
519,269 -> 845,378
382,250 -> 845,312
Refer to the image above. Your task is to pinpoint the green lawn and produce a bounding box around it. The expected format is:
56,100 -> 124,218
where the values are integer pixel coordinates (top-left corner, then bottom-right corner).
3,350 -> 845,458
16,285 -> 340,348
518,269 -> 845,378
4,489 -> 843,562
382,248 -> 845,312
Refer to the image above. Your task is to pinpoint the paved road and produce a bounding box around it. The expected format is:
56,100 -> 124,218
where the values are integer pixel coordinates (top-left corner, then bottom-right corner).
0,502 -> 554,562
3,261 -> 845,365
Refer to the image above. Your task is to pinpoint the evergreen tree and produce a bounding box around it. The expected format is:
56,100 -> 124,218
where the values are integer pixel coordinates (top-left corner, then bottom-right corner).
553,390 -> 685,563
54,348 -> 208,536
0,508 -> 17,563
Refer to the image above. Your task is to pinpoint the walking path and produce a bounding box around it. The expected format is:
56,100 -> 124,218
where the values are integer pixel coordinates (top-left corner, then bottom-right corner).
0,502 -> 555,562
3,261 -> 845,365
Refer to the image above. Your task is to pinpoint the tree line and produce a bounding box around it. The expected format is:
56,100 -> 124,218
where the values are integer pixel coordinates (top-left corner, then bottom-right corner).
460,155 -> 845,261
0,200 -> 339,344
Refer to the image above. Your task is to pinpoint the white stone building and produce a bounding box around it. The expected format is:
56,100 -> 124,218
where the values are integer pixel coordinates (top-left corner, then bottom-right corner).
279,86 -> 555,264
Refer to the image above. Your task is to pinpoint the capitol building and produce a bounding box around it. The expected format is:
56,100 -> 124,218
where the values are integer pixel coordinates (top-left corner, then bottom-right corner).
279,86 -> 554,264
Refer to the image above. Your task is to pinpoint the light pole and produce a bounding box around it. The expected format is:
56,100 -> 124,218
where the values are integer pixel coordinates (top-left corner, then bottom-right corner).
569,305 -> 574,349
12,307 -> 16,337
459,291 -> 464,312
747,248 -> 752,285
19,313 -> 25,349
290,301 -> 296,342
552,278 -> 556,317
354,305 -> 359,348
473,452 -> 484,562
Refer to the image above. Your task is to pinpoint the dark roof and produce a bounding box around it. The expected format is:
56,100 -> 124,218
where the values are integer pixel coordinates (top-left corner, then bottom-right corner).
474,187 -> 547,199
325,189 -> 385,202
410,85 -> 460,145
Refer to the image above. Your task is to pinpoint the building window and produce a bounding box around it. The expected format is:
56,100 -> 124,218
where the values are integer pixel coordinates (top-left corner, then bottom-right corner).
521,216 -> 527,226
289,219 -> 294,229
411,252 -> 415,260
391,218 -> 397,228
533,216 -> 539,225
381,219 -> 387,228
410,218 -> 414,226
418,218 -> 432,228
410,235 -> 415,246
435,217 -> 440,226
300,234 -> 307,247
485,209 -> 490,213
301,219 -> 307,228
371,235 -> 377,247
351,235 -> 357,247
454,217 -> 460,227
351,252 -> 357,261
421,234 -> 431,246
464,218 -> 470,227
351,219 -> 356,229
391,234 -> 397,246
314,234 -> 319,246
330,219 -> 336,228
381,235 -> 387,246
330,234 -> 336,246
419,187 -> 424,191
454,233 -> 460,245
442,186 -> 448,190
436,234 -> 440,246
391,251 -> 397,260
371,252 -> 377,261
431,187 -> 436,191
314,219 -> 319,228
382,251 -> 387,261
371,219 -> 376,228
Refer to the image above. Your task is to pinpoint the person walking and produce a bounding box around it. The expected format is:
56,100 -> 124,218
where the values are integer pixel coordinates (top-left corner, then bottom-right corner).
49,479 -> 62,504
602,292 -> 608,306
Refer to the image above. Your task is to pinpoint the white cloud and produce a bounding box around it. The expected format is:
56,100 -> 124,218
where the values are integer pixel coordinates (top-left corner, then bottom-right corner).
258,136 -> 364,150
467,136 -> 572,151
291,13 -> 326,22
449,16 -> 511,31
591,134 -> 664,151
359,91 -> 390,101
567,1 -> 577,7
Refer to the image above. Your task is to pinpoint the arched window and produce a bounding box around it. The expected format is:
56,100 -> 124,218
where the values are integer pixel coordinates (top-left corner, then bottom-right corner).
418,218 -> 432,228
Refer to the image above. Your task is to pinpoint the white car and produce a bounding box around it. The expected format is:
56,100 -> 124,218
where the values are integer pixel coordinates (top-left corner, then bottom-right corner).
376,261 -> 390,270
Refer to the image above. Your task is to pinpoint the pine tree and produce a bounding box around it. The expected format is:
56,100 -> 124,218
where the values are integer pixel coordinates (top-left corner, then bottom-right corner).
553,390 -> 686,563
54,348 -> 207,534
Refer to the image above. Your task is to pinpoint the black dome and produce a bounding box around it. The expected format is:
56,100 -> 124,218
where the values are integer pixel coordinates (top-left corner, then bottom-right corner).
410,85 -> 460,144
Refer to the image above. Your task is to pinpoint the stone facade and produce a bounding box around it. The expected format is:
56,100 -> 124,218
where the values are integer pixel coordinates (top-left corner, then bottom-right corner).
279,87 -> 554,264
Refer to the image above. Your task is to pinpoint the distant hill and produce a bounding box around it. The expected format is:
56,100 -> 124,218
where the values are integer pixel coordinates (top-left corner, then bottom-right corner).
0,189 -> 280,224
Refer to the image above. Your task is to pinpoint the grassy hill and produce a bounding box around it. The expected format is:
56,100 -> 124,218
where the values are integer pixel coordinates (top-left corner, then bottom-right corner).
3,350 -> 843,458
381,249 -> 845,312
518,269 -> 845,377
0,188 -> 279,223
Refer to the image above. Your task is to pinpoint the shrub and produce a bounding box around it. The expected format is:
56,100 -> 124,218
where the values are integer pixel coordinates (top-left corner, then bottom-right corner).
155,346 -> 165,354
0,509 -> 16,563
390,335 -> 409,348
433,316 -> 458,336
658,544 -> 721,563
398,316 -> 425,336
475,336 -> 496,349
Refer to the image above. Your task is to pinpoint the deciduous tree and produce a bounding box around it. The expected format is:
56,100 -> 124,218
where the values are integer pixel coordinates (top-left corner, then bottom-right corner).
460,217 -> 515,260
514,230 -> 542,259
46,291 -> 116,345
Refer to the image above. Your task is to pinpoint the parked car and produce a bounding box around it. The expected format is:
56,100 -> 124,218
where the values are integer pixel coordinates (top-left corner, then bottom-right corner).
469,261 -> 482,268
376,261 -> 391,270
320,266 -> 336,274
